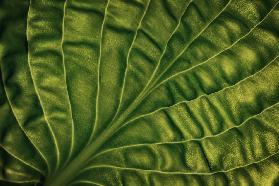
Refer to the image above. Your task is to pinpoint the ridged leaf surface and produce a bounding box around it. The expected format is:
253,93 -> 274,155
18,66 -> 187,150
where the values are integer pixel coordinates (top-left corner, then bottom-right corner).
0,0 -> 279,185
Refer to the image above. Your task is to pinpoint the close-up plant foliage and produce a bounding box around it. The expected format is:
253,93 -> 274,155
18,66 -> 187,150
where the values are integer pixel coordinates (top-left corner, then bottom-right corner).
0,0 -> 279,185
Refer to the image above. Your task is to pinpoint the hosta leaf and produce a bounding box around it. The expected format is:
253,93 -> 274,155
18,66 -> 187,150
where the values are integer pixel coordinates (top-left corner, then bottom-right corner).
0,0 -> 279,185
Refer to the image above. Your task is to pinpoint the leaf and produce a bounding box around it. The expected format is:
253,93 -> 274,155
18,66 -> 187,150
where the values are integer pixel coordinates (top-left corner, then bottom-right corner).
0,0 -> 279,185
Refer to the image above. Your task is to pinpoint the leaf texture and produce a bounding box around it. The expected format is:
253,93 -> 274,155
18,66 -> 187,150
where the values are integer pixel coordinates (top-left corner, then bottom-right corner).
0,0 -> 279,185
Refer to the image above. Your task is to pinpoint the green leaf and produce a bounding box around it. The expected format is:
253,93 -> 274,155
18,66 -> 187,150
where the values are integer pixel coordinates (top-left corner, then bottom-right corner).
0,0 -> 279,185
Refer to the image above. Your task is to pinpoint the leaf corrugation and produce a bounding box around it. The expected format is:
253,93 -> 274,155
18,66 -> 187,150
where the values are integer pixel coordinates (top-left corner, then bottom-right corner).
0,0 -> 278,185
0,71 -> 47,175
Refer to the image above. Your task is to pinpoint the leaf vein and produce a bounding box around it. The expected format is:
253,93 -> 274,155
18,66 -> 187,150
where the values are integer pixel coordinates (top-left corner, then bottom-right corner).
0,145 -> 44,175
92,101 -> 279,159
147,1 -> 279,94
91,0 -> 111,142
26,0 -> 60,171
85,151 -> 279,175
117,53 -> 279,133
61,0 -> 75,165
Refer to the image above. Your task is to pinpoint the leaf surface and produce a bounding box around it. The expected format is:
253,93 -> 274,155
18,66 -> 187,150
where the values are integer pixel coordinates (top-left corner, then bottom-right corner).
0,0 -> 279,185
